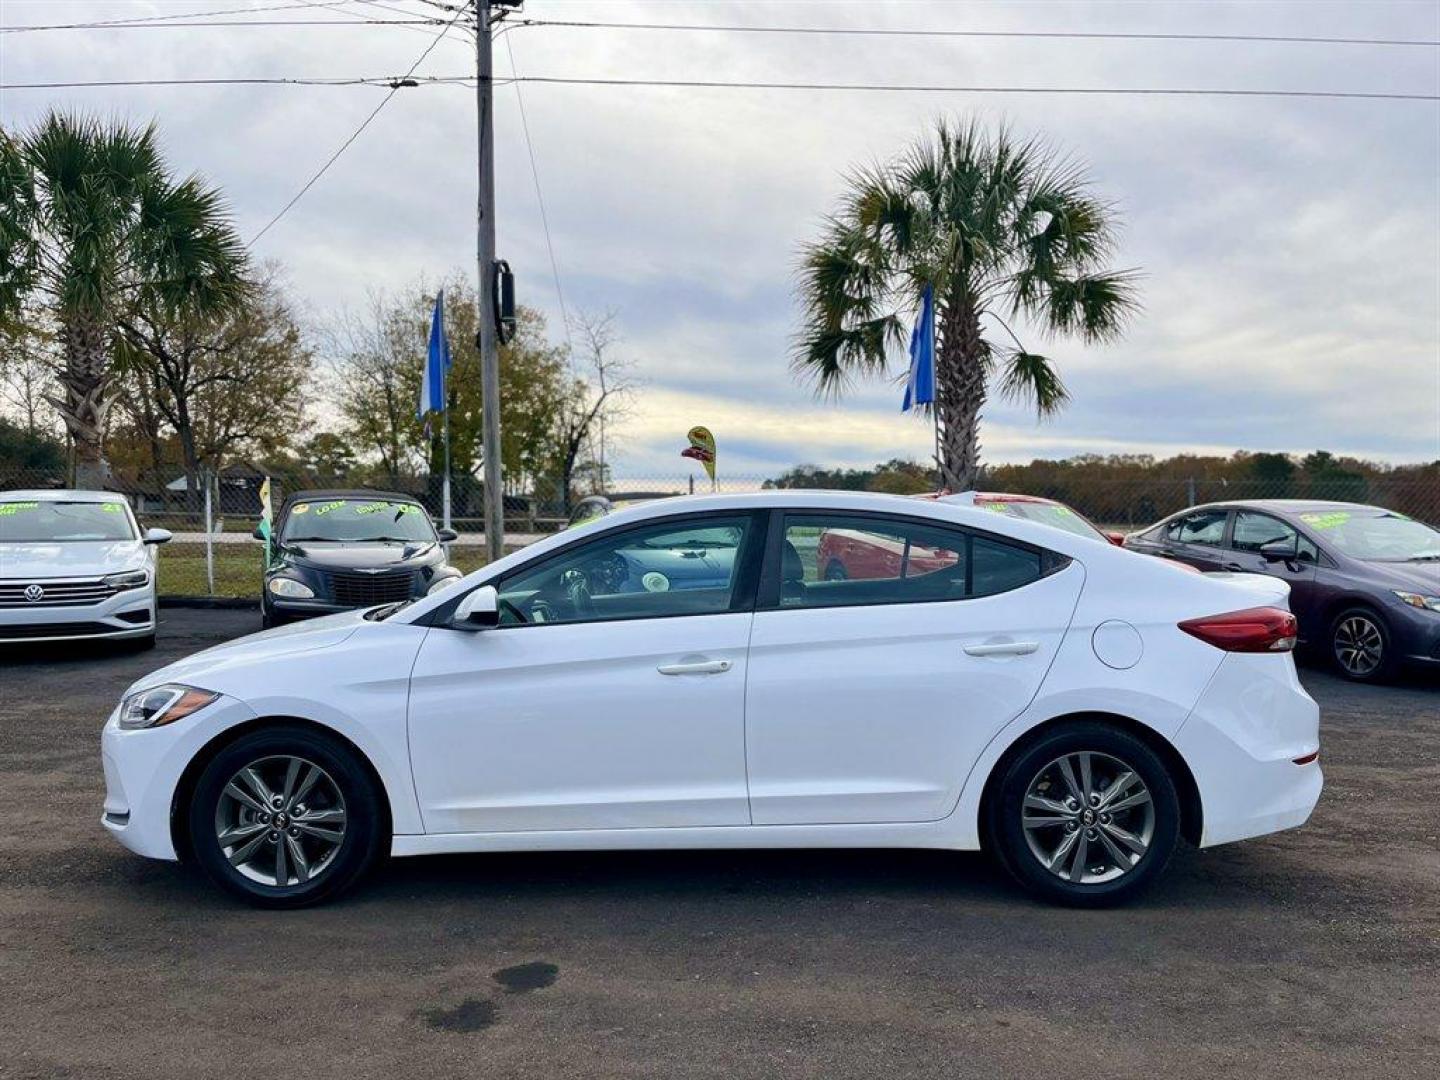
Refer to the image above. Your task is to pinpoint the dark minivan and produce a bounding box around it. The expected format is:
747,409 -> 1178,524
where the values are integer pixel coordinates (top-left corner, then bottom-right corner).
1125,500 -> 1440,681
257,490 -> 462,628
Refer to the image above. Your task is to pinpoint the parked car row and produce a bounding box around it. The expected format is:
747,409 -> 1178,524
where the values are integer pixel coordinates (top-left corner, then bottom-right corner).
4,486 -> 1437,683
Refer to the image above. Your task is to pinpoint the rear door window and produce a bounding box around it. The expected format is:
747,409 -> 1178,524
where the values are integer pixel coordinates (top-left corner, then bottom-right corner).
774,514 -> 1052,610
1168,510 -> 1228,547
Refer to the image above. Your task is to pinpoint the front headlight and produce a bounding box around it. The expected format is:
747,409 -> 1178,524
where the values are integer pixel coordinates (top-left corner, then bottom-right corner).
103,568 -> 150,591
427,575 -> 460,595
268,576 -> 315,599
1393,590 -> 1440,613
119,684 -> 220,730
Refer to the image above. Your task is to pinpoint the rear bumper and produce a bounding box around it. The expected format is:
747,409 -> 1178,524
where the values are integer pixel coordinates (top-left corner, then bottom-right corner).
0,589 -> 155,644
1174,653 -> 1322,847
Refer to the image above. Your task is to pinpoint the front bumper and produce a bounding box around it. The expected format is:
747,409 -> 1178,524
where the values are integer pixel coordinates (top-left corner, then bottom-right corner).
1173,653 -> 1323,848
1388,603 -> 1440,667
100,693 -> 257,861
0,587 -> 155,644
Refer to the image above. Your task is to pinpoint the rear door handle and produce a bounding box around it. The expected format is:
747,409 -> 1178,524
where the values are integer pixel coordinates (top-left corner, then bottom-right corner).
963,641 -> 1040,657
657,659 -> 732,676
1223,562 -> 1245,572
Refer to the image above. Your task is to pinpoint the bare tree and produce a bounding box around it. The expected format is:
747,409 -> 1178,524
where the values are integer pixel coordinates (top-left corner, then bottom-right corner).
551,311 -> 636,512
324,290 -> 421,487
0,313 -> 57,436
117,267 -> 311,507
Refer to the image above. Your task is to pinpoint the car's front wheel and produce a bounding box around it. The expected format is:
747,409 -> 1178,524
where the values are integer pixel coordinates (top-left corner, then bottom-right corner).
1329,607 -> 1393,682
988,722 -> 1180,907
188,725 -> 386,908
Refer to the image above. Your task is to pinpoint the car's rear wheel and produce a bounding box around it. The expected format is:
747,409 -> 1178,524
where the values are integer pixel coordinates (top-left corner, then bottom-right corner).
1329,607 -> 1393,682
988,722 -> 1180,907
188,725 -> 385,908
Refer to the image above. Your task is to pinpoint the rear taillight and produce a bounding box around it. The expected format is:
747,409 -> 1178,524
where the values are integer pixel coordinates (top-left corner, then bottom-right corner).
1178,606 -> 1298,653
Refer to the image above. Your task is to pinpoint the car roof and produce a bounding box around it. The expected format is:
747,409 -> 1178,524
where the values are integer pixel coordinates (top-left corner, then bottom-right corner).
1,489 -> 130,504
1173,498 -> 1389,518
280,489 -> 421,508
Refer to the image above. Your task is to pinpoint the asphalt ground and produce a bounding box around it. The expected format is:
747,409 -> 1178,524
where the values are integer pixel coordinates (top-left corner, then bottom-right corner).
1,609 -> 1436,1080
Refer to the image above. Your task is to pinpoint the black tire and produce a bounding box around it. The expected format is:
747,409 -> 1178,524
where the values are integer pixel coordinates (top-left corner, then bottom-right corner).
987,722 -> 1180,908
261,609 -> 283,630
1328,606 -> 1395,683
188,724 -> 386,909
823,559 -> 848,582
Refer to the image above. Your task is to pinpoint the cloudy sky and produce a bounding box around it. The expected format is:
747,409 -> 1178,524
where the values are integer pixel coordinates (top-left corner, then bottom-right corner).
3,0 -> 1438,479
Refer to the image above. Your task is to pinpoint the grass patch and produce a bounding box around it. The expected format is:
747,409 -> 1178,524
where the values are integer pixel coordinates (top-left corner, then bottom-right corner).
157,543 -> 493,598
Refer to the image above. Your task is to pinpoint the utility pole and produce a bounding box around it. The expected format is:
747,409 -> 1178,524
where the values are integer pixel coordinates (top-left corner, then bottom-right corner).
475,0 -> 504,561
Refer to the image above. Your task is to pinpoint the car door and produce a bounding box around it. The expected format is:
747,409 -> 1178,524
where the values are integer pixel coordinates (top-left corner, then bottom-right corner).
407,511 -> 764,833
1226,510 -> 1320,628
743,511 -> 1084,826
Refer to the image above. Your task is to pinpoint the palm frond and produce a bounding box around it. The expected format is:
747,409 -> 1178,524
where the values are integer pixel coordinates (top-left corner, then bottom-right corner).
1036,270 -> 1143,343
998,349 -> 1070,417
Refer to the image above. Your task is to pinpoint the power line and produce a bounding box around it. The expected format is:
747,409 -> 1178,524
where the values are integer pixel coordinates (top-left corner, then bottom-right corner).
247,4 -> 470,246
514,18 -> 1440,49
3,75 -> 1431,103
0,0 -> 360,32
1,18 -> 444,32
497,75 -> 1440,103
504,32 -> 571,353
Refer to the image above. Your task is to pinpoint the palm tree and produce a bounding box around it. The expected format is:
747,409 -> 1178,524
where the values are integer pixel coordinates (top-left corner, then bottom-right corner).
795,118 -> 1140,491
0,112 -> 248,488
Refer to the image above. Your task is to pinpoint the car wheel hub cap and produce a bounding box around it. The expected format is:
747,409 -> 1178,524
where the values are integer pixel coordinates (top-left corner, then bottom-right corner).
1022,751 -> 1155,885
214,755 -> 347,888
1335,617 -> 1382,675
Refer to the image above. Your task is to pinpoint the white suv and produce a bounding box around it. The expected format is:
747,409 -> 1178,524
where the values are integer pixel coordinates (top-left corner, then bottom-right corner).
0,490 -> 170,647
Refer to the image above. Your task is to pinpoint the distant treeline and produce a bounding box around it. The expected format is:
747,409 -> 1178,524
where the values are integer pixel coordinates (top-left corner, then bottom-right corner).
765,451 -> 1440,526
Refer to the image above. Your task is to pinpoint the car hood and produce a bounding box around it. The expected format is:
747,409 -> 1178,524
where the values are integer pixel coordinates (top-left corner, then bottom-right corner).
275,540 -> 441,570
0,540 -> 147,579
1353,558 -> 1440,594
125,609 -> 369,697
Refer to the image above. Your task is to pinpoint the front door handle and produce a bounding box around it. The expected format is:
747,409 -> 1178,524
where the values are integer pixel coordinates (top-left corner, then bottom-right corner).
963,641 -> 1040,657
657,659 -> 733,676
1222,562 -> 1245,571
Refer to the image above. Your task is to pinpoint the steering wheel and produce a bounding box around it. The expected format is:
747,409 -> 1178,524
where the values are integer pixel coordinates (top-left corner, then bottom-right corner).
560,568 -> 596,619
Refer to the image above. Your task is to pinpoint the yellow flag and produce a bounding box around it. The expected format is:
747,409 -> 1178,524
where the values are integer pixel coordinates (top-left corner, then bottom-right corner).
680,426 -> 717,482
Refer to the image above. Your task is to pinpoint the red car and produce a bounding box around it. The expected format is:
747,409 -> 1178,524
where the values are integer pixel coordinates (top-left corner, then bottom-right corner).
816,490 -> 1194,582
936,491 -> 1125,545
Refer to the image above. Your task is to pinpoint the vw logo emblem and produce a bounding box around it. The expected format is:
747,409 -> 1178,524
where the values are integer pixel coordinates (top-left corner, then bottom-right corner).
23,584 -> 45,603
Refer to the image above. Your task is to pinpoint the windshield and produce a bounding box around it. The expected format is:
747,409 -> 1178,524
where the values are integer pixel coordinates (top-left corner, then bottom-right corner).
281,499 -> 437,543
1299,510 -> 1440,561
0,500 -> 137,542
980,500 -> 1108,542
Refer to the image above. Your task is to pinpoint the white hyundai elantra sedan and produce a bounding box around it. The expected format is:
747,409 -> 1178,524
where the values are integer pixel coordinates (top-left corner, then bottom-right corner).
101,491 -> 1321,908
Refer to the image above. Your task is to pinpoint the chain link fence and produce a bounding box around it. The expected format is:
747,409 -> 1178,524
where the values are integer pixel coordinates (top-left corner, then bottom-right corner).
1,464 -> 1436,536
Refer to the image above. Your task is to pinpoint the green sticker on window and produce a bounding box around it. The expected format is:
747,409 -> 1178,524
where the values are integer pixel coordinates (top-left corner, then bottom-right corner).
313,500 -> 345,515
1300,511 -> 1350,530
101,503 -> 123,513
0,502 -> 39,516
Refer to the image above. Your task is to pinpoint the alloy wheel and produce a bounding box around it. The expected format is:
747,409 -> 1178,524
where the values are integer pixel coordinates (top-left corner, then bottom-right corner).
1021,751 -> 1155,885
1333,615 -> 1384,677
214,755 -> 347,888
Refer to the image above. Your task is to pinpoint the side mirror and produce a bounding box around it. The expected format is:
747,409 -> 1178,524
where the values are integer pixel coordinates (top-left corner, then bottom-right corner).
436,527 -> 459,543
452,584 -> 500,630
143,527 -> 173,546
1260,541 -> 1295,563
1106,532 -> 1126,547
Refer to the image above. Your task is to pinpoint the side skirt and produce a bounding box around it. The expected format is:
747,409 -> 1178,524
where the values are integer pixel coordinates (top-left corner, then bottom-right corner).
391,820 -> 976,858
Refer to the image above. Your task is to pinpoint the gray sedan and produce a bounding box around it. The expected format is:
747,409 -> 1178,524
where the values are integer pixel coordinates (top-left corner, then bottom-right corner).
1125,499 -> 1440,682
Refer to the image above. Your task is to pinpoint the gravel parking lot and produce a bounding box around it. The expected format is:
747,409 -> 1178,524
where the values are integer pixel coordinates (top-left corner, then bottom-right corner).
1,609 -> 1436,1080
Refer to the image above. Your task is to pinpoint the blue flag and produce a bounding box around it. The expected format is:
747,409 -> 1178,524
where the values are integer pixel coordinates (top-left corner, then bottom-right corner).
418,289 -> 451,421
902,284 -> 935,412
